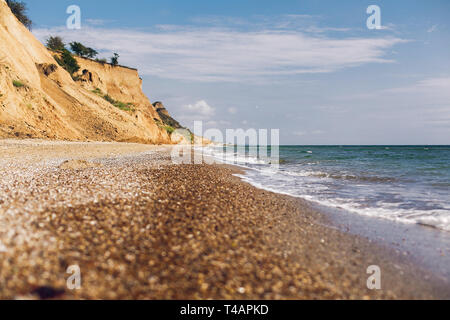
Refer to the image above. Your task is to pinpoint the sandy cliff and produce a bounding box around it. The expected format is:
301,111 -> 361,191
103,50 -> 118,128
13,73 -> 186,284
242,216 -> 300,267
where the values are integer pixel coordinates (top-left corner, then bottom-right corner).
73,56 -> 156,114
0,0 -> 179,144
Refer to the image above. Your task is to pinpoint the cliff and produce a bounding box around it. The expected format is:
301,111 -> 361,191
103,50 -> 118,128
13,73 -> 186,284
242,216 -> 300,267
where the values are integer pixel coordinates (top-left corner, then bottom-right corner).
0,0 -> 181,144
153,101 -> 183,130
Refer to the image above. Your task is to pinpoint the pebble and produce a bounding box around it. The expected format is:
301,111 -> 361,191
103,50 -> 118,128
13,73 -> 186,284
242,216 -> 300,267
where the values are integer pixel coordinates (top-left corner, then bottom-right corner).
0,141 -> 443,299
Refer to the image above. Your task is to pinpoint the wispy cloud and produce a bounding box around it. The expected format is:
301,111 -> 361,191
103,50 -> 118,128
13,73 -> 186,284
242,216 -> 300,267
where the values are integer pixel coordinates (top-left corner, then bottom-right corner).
85,19 -> 115,27
33,20 -> 406,82
416,76 -> 450,89
377,23 -> 396,31
304,26 -> 351,33
386,76 -> 450,94
189,14 -> 317,30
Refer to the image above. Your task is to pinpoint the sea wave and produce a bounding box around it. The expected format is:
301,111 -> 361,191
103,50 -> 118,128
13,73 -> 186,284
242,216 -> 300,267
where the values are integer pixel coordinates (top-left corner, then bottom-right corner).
198,146 -> 271,165
236,172 -> 450,232
197,146 -> 450,233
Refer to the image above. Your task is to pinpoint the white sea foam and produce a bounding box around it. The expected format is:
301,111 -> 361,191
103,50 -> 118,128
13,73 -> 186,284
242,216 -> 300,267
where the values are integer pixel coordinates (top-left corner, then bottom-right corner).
198,146 -> 270,165
198,146 -> 450,232
237,172 -> 450,231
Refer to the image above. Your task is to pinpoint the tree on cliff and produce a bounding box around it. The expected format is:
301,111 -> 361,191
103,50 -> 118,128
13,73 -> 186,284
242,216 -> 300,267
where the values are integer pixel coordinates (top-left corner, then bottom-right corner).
46,36 -> 66,52
69,42 -> 98,59
85,47 -> 99,59
69,42 -> 87,57
54,49 -> 80,76
110,53 -> 120,66
6,0 -> 32,30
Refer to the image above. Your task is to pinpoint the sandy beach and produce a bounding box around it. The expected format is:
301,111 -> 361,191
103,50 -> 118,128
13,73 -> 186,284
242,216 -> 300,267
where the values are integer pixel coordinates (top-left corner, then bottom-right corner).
0,139 -> 448,299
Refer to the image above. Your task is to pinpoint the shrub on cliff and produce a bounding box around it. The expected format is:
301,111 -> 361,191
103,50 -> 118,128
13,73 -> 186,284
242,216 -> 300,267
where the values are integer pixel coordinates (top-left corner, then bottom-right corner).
54,49 -> 80,76
6,0 -> 32,30
46,36 -> 66,52
91,88 -> 103,96
96,91 -> 133,112
164,125 -> 175,135
110,53 -> 120,66
95,58 -> 107,64
12,80 -> 24,88
103,94 -> 115,104
85,47 -> 99,59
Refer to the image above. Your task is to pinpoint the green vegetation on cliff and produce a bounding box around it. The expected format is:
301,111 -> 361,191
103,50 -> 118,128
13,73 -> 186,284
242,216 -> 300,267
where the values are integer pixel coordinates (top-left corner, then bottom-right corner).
92,88 -> 134,112
6,0 -> 32,30
46,36 -> 65,52
54,49 -> 80,77
70,42 -> 98,59
12,80 -> 24,88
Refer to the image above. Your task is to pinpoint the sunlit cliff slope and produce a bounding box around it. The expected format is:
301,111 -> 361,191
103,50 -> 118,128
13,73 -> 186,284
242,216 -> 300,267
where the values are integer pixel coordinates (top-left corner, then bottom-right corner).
0,0 -> 181,144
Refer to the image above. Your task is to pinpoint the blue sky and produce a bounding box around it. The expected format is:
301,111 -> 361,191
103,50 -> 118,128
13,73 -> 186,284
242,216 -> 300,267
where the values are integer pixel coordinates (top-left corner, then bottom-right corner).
25,0 -> 450,144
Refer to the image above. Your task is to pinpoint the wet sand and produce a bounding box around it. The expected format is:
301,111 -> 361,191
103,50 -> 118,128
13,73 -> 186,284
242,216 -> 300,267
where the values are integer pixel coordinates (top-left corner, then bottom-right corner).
0,140 -> 448,299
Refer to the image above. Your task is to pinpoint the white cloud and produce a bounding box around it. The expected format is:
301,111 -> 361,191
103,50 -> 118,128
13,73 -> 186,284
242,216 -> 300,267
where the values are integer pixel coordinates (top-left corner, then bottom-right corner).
376,23 -> 396,31
304,26 -> 351,33
85,19 -> 112,26
190,14 -> 317,30
33,23 -> 406,82
386,76 -> 450,94
181,100 -> 215,119
416,77 -> 450,89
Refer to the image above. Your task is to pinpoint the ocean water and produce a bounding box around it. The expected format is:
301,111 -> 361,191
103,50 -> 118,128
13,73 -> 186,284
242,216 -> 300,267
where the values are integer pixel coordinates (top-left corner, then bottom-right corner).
201,145 -> 450,232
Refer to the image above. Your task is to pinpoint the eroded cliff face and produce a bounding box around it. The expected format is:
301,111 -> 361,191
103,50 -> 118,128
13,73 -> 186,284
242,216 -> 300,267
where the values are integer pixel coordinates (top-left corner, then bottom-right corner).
0,0 -> 174,144
73,57 -> 158,117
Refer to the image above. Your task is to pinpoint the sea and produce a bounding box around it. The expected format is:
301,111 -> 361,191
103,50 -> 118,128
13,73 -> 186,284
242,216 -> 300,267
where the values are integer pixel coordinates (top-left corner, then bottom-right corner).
200,145 -> 450,232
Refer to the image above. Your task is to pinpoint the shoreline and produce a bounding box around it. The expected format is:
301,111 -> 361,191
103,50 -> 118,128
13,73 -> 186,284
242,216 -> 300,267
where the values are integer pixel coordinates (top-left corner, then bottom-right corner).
314,202 -> 450,283
231,166 -> 450,285
0,140 -> 449,299
231,170 -> 450,299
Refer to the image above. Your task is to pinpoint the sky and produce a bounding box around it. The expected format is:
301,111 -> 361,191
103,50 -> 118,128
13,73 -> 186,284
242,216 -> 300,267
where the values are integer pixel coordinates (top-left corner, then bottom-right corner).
23,0 -> 450,145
